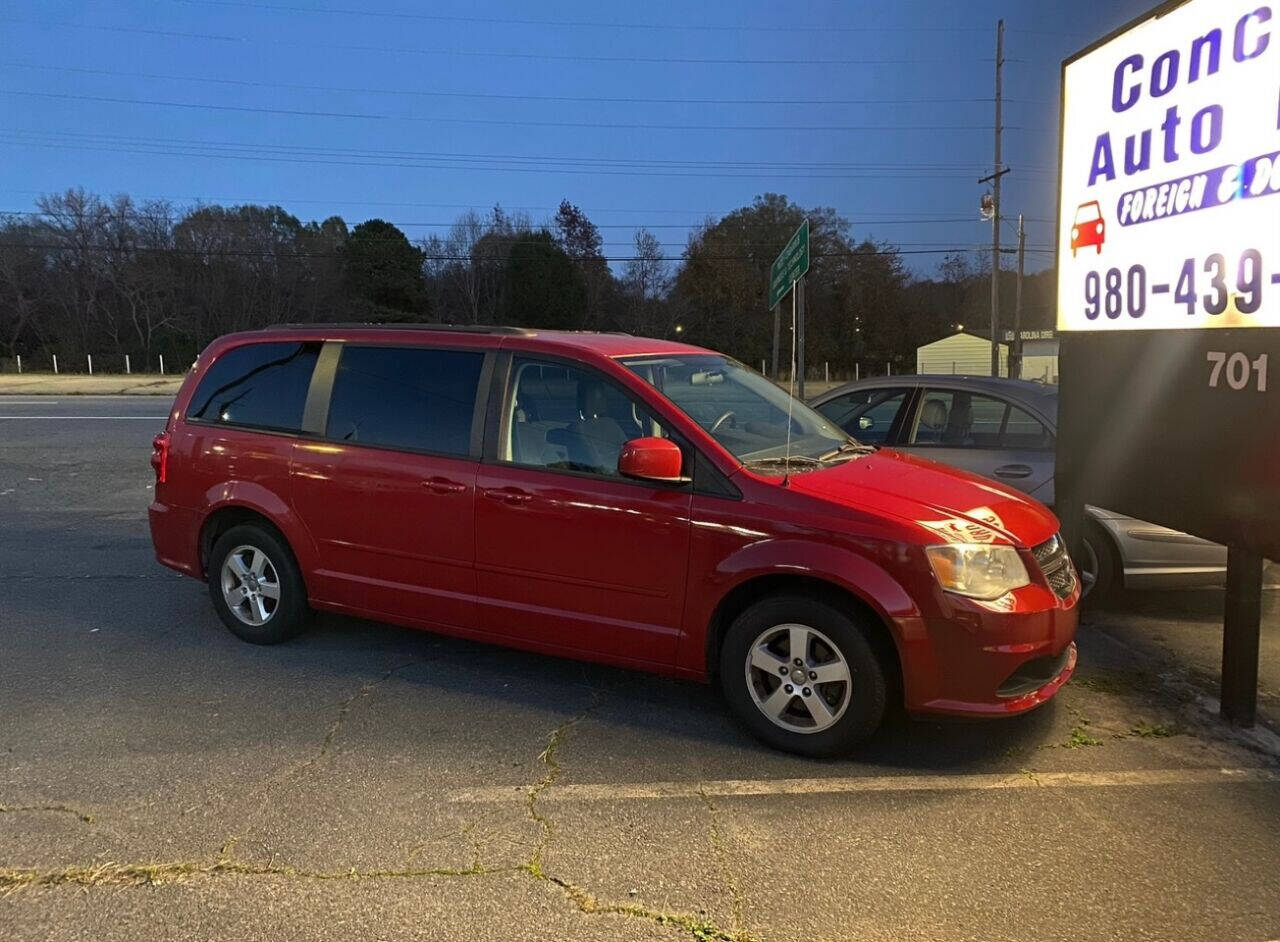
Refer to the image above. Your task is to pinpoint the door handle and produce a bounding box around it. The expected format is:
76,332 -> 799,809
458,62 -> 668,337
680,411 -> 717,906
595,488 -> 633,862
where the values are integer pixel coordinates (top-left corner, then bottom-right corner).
422,476 -> 468,495
994,464 -> 1033,479
481,486 -> 533,505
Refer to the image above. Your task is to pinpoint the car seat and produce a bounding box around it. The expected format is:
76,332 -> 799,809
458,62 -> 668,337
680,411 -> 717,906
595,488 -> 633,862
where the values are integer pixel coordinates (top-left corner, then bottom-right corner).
563,380 -> 630,473
917,398 -> 949,444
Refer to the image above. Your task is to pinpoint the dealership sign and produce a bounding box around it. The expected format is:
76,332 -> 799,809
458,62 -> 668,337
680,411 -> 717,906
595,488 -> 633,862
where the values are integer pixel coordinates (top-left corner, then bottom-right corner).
1057,2 -> 1280,330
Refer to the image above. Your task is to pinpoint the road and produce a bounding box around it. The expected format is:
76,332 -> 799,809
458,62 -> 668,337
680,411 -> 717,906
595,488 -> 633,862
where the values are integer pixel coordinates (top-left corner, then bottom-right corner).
1,397 -> 1278,942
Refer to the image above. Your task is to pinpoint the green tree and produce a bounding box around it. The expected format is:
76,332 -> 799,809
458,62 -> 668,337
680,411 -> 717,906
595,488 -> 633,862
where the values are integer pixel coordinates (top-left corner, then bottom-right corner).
673,194 -> 860,374
503,230 -> 586,329
342,219 -> 426,318
554,200 -> 613,324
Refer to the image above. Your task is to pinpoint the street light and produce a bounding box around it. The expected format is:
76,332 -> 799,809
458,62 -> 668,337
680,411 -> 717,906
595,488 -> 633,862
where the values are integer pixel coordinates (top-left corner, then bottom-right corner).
674,324 -> 684,335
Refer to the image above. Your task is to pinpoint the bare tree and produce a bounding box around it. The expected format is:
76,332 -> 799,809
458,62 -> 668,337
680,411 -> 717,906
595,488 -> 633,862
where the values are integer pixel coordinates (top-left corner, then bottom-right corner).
623,228 -> 668,336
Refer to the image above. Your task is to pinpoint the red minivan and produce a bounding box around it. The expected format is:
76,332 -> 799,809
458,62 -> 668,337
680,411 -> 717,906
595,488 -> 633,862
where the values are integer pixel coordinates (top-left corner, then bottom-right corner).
149,325 -> 1078,756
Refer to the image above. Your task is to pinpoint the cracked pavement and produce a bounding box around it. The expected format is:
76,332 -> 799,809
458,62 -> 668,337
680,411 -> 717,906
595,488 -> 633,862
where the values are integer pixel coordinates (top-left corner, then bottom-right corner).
2,397 -> 1279,941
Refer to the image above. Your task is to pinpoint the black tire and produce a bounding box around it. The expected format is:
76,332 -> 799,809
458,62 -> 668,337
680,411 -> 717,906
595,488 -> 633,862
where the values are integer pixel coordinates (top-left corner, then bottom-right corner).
1081,519 -> 1120,604
718,595 -> 888,758
207,523 -> 310,644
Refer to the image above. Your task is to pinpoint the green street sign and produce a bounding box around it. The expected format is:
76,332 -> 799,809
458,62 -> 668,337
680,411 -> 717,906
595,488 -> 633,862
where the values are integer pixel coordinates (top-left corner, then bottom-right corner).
768,219 -> 809,310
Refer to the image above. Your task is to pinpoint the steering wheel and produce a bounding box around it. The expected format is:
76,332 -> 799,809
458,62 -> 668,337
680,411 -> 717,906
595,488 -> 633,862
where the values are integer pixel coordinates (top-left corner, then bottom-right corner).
709,410 -> 736,434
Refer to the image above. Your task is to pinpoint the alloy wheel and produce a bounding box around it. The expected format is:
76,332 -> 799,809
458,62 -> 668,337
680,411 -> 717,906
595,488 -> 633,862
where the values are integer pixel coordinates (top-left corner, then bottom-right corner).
744,623 -> 852,734
220,545 -> 281,627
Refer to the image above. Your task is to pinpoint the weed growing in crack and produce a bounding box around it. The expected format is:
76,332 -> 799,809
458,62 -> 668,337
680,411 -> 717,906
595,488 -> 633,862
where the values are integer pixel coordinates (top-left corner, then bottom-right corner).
0,803 -> 94,824
697,787 -> 747,935
1063,725 -> 1103,748
1129,721 -> 1181,739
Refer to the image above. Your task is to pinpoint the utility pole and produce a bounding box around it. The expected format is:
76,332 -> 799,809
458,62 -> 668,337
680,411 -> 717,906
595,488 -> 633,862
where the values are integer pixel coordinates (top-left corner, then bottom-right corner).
795,277 -> 806,400
1012,213 -> 1025,380
979,19 -> 1007,378
771,303 -> 780,379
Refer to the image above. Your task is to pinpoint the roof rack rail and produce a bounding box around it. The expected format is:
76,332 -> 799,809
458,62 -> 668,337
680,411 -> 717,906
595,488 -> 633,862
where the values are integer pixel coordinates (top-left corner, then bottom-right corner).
262,322 -> 537,335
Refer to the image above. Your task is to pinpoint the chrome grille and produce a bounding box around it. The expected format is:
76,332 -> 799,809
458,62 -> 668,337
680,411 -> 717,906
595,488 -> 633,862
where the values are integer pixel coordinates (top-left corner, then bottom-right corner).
1032,533 -> 1076,599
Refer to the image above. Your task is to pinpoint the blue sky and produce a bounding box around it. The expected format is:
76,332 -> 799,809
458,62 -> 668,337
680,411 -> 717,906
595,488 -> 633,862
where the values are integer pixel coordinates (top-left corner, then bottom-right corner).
1,0 -> 1154,275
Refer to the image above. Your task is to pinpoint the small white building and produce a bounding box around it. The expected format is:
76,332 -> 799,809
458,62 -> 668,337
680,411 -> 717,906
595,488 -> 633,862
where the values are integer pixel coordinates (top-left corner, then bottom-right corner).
916,331 -> 1008,376
915,330 -> 1058,383
1009,331 -> 1060,384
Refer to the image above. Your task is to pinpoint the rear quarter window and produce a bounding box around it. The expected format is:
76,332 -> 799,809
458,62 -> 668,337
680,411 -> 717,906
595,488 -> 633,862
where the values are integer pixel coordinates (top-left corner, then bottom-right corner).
188,341 -> 320,432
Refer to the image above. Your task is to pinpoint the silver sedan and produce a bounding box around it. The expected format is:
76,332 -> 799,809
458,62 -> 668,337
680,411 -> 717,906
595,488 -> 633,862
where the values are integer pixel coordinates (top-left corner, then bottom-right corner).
809,375 -> 1227,597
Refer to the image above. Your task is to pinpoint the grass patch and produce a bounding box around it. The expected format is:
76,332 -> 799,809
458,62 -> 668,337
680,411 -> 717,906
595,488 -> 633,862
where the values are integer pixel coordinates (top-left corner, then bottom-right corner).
1063,725 -> 1103,748
1130,720 -> 1181,738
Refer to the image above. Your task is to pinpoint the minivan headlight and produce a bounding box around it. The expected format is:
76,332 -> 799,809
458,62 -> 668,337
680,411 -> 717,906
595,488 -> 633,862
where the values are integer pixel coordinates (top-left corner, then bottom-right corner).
925,544 -> 1029,600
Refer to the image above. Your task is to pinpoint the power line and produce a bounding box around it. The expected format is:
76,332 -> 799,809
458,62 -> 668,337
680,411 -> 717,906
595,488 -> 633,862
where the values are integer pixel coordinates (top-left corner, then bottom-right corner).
0,62 -> 1015,108
0,90 -> 1035,133
0,208 -> 1003,230
1,19 -> 1011,66
0,240 -> 1007,261
0,131 -> 1057,182
2,213 -> 1052,252
1,128 -> 1041,174
0,188 -> 1005,220
0,135 -> 1032,181
173,0 -> 999,35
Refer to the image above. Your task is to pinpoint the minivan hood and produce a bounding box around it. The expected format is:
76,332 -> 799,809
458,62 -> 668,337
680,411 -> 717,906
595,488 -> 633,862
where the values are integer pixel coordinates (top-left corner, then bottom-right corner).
783,449 -> 1059,547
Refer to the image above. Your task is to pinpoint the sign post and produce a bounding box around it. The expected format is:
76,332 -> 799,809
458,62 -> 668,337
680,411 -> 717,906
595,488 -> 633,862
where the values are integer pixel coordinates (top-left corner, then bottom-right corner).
769,220 -> 810,395
1055,0 -> 1279,727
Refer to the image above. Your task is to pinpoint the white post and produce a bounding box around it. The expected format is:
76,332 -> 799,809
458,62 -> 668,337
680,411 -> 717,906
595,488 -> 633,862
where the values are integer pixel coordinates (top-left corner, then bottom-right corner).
761,359 -> 766,375
15,355 -> 20,374
87,354 -> 93,375
52,354 -> 58,374
159,354 -> 165,375
125,354 -> 131,375
855,363 -> 860,380
887,361 -> 892,376
824,361 -> 830,383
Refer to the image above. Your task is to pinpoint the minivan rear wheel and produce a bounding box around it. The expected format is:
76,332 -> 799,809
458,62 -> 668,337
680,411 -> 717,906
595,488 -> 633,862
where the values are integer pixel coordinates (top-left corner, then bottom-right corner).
719,595 -> 888,757
208,524 -> 309,644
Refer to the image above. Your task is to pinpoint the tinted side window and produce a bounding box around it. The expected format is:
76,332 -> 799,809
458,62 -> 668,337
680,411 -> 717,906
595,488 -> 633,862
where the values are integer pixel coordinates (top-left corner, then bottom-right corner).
909,390 -> 1011,447
815,388 -> 909,444
189,342 -> 320,432
325,346 -> 484,456
1002,405 -> 1054,450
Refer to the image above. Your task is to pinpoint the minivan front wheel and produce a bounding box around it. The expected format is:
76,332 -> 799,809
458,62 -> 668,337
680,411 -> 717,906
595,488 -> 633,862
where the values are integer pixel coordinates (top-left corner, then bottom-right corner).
208,524 -> 309,644
720,595 -> 888,757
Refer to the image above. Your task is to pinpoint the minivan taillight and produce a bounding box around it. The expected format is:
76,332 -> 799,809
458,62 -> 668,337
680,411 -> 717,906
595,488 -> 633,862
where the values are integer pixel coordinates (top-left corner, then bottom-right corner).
151,432 -> 170,485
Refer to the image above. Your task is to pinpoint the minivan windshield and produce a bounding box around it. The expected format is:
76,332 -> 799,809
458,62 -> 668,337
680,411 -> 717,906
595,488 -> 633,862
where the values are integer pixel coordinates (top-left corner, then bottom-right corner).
621,354 -> 861,467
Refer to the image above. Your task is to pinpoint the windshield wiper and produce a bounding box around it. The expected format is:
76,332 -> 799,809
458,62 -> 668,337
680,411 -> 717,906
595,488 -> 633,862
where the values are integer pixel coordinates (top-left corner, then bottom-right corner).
818,440 -> 877,461
743,454 -> 823,469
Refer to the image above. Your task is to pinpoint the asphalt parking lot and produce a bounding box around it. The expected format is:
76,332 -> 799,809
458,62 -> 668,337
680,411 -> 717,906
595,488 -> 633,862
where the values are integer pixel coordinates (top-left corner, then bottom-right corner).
2,396 -> 1279,942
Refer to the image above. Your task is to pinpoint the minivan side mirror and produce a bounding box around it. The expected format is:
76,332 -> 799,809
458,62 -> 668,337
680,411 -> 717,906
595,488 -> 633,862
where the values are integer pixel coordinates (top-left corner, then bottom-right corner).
858,416 -> 875,431
618,437 -> 686,483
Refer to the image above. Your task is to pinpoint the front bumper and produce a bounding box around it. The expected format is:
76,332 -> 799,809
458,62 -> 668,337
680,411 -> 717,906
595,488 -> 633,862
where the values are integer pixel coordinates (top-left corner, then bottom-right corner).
898,575 -> 1080,718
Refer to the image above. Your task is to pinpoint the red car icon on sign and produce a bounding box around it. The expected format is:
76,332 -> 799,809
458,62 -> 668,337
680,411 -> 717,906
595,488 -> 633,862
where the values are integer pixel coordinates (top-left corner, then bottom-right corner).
1071,201 -> 1105,257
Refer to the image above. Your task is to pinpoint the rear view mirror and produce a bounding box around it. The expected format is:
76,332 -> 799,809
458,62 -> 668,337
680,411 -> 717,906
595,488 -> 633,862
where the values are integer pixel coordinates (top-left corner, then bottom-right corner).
618,437 -> 686,483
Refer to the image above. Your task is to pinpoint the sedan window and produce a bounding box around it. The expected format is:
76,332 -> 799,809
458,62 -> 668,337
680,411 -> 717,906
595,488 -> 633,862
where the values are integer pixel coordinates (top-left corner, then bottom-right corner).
814,388 -> 910,444
909,390 -> 1053,450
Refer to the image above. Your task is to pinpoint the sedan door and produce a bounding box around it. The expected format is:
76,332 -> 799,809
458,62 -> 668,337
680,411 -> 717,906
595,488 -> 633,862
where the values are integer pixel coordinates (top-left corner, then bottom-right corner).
472,356 -> 692,667
895,387 -> 1055,496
